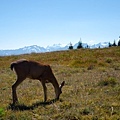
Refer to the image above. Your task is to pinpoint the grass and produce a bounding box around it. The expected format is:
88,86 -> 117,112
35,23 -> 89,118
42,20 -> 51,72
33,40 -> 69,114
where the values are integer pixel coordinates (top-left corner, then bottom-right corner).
0,47 -> 120,119
98,77 -> 118,86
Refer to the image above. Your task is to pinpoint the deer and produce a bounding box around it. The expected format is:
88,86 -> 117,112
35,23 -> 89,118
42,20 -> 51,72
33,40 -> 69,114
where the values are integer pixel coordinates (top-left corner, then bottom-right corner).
10,59 -> 65,104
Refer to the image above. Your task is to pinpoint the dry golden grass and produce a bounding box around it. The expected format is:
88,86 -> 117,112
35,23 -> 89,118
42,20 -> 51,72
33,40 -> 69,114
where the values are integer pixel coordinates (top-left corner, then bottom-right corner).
0,47 -> 120,119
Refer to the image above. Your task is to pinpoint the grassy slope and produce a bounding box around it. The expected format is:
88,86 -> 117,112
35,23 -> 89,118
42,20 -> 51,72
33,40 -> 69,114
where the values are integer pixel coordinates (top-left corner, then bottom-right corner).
0,47 -> 120,119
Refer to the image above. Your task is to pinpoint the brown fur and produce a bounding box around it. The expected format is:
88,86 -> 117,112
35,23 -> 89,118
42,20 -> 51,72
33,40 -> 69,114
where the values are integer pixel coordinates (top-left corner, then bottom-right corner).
11,59 -> 65,104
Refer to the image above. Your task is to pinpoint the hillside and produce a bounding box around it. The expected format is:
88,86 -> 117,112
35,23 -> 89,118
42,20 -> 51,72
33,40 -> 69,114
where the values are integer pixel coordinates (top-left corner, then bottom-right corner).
0,47 -> 120,119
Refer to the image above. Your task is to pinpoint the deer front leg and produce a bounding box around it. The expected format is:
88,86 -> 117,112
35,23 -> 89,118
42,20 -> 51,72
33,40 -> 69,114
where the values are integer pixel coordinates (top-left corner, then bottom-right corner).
41,81 -> 47,102
12,77 -> 24,104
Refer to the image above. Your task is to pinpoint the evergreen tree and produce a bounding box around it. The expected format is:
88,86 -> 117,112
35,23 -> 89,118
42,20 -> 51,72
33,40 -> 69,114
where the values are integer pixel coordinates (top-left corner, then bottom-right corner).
118,40 -> 120,46
108,42 -> 112,47
69,42 -> 73,50
77,41 -> 83,49
86,45 -> 89,48
112,40 -> 117,46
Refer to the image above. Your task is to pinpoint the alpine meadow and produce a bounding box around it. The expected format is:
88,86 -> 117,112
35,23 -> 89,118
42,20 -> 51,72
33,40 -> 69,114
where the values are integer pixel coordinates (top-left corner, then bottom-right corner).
0,47 -> 120,120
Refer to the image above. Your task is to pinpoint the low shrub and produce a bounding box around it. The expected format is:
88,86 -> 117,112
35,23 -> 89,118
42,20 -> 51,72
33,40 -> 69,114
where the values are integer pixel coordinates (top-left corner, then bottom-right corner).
98,77 -> 118,87
106,58 -> 112,63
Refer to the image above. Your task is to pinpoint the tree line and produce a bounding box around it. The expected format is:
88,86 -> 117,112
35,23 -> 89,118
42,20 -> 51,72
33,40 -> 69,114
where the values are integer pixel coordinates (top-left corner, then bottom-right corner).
69,38 -> 120,50
108,40 -> 120,47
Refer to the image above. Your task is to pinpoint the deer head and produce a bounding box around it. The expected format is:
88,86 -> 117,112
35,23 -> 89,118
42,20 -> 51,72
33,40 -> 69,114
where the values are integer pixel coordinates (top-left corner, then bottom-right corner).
56,81 -> 65,100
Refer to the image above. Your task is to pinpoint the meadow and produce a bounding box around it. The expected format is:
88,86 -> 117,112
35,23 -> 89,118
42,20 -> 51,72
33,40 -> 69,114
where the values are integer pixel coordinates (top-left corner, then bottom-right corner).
0,47 -> 120,120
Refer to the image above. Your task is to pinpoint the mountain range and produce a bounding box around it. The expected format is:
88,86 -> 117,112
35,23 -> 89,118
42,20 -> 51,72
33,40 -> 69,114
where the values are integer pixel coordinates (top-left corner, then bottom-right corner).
0,42 -> 109,56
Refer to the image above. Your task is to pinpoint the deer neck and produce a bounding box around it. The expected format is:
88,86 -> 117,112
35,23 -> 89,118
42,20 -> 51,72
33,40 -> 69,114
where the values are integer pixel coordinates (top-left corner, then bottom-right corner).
51,76 -> 59,89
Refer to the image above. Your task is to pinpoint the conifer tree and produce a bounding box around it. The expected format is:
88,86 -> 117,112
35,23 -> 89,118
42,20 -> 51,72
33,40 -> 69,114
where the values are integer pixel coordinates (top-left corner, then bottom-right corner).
112,40 -> 117,46
69,42 -> 73,50
108,42 -> 112,47
77,41 -> 83,49
86,45 -> 89,48
118,40 -> 120,46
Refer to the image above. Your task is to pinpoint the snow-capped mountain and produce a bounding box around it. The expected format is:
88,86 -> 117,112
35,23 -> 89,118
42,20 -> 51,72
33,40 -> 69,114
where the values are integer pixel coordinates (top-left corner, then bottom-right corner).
89,42 -> 109,48
0,45 -> 46,56
22,45 -> 46,53
0,42 -> 109,56
46,43 -> 69,52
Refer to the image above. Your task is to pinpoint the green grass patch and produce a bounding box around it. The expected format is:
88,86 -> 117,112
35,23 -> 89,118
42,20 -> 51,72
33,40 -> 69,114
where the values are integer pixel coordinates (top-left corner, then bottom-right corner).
98,77 -> 118,86
0,108 -> 5,118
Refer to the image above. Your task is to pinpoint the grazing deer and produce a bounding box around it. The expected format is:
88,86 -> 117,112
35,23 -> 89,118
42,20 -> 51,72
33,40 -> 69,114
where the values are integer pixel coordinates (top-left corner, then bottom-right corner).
10,59 -> 65,104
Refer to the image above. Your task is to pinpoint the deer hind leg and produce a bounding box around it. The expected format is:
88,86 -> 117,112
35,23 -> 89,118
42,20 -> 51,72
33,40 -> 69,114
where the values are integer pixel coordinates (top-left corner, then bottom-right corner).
12,77 -> 25,104
41,80 -> 47,102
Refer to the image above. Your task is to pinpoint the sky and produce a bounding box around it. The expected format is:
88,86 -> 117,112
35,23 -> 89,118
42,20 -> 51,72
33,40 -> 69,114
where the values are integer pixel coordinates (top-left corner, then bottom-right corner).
0,0 -> 120,50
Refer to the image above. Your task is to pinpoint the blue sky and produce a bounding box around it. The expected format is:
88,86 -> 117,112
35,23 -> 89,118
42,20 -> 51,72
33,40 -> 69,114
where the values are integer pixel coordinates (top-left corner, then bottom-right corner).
0,0 -> 120,49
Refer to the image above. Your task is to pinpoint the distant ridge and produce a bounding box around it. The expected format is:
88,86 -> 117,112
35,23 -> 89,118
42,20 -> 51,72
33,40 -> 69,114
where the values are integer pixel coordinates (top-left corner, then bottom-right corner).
0,42 -> 109,56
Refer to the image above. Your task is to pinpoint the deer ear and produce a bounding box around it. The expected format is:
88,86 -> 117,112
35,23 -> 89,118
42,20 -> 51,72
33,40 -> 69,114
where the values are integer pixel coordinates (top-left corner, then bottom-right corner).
60,81 -> 65,89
